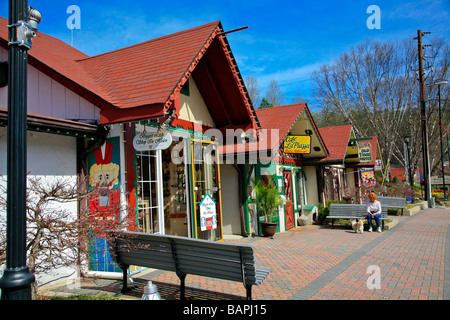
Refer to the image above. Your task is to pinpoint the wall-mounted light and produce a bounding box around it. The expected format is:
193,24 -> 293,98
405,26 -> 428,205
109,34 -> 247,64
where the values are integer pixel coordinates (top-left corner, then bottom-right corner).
8,7 -> 42,49
160,109 -> 174,130
305,129 -> 313,136
241,131 -> 252,144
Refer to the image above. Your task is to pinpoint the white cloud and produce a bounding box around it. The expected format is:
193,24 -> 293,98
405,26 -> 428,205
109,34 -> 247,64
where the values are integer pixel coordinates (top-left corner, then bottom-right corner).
257,62 -> 324,89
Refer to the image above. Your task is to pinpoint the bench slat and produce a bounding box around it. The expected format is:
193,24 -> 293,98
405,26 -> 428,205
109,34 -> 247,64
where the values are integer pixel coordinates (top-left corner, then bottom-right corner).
377,197 -> 406,209
328,203 -> 387,220
107,230 -> 271,299
110,241 -> 256,268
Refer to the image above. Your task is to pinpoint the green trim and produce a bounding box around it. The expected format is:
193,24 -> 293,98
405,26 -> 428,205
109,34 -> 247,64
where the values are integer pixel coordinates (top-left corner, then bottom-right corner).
303,204 -> 316,210
242,164 -> 255,236
180,78 -> 190,96
350,137 -> 373,142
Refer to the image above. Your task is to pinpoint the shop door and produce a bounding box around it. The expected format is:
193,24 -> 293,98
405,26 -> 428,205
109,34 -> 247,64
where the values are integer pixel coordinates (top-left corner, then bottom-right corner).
283,171 -> 294,230
136,150 -> 161,233
191,140 -> 223,241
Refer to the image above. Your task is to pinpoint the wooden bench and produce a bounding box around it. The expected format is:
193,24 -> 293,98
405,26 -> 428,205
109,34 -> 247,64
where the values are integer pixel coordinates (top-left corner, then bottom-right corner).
377,196 -> 406,215
107,230 -> 271,300
328,203 -> 388,230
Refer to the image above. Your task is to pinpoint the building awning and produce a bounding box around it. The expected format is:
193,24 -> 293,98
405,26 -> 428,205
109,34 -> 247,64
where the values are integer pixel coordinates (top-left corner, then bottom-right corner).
0,107 -> 107,139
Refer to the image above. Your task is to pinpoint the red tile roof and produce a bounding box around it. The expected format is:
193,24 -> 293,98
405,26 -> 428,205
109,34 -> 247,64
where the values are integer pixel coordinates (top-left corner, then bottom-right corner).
0,17 -> 217,113
79,21 -> 219,109
1,18 -> 257,127
318,124 -> 353,163
256,103 -> 308,147
218,103 -> 328,160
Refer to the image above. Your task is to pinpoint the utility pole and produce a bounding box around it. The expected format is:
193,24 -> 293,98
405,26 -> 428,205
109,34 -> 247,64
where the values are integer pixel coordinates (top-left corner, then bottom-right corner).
415,29 -> 433,207
0,0 -> 41,300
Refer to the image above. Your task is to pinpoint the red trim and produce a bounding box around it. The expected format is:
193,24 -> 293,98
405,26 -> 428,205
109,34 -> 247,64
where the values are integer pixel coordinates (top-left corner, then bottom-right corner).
272,156 -> 304,166
124,123 -> 138,231
164,25 -> 220,115
216,34 -> 259,134
170,117 -> 214,133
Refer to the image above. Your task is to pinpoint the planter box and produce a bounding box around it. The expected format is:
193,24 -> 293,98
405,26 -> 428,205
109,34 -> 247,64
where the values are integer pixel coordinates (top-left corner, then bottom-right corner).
404,203 -> 424,216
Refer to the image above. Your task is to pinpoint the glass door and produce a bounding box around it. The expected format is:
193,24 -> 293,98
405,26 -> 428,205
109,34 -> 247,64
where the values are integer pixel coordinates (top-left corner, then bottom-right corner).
161,138 -> 189,237
191,139 -> 223,241
136,150 -> 162,233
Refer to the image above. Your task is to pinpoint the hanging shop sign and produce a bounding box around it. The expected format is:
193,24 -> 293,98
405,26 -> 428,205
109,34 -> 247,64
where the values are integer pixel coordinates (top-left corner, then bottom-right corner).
375,160 -> 382,171
283,135 -> 311,154
133,130 -> 172,151
199,193 -> 217,231
358,142 -> 372,162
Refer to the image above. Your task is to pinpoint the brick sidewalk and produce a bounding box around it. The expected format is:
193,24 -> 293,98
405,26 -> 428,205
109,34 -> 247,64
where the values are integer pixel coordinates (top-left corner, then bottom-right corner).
39,208 -> 450,300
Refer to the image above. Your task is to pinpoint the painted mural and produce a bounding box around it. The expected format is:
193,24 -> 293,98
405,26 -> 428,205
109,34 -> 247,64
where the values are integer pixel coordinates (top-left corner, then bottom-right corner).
87,137 -> 121,272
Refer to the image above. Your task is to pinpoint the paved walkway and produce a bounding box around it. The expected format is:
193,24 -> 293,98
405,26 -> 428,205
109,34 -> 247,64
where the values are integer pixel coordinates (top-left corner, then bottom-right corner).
39,208 -> 450,300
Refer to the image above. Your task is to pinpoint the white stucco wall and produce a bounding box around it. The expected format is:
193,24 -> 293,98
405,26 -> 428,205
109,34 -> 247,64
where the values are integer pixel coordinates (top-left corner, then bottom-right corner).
179,78 -> 215,127
0,47 -> 100,123
304,166 -> 319,206
0,127 -> 78,217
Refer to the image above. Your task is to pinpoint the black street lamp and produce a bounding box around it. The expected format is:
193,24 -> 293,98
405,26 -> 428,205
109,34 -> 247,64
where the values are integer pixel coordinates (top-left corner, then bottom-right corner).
404,135 -> 415,203
0,1 -> 41,300
435,79 -> 448,200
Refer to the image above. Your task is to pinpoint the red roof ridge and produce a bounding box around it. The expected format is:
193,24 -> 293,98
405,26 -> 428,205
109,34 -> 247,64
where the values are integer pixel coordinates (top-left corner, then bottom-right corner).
0,17 -> 256,126
319,123 -> 353,130
78,20 -> 221,63
256,102 -> 307,112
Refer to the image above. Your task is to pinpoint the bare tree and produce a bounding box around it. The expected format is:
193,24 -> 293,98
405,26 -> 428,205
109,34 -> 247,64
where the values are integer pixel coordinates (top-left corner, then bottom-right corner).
312,37 -> 449,176
245,75 -> 261,108
0,174 -> 132,297
291,92 -> 309,104
264,79 -> 286,107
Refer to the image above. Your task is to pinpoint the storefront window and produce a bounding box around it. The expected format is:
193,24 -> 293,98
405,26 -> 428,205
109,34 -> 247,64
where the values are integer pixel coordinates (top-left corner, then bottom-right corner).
296,169 -> 305,207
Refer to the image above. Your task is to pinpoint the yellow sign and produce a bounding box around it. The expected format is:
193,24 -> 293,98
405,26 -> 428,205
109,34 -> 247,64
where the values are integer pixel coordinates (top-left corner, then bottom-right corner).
284,135 -> 311,154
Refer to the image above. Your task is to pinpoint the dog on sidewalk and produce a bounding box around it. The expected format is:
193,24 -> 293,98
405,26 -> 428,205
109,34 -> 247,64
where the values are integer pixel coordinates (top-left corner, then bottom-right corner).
351,219 -> 364,234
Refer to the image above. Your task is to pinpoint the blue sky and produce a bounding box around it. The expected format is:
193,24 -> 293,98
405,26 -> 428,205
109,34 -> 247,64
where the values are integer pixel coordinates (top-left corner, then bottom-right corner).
1,0 -> 449,108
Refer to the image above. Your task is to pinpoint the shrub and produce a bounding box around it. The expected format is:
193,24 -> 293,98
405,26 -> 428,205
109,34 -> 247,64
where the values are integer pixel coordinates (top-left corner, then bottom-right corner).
316,200 -> 347,224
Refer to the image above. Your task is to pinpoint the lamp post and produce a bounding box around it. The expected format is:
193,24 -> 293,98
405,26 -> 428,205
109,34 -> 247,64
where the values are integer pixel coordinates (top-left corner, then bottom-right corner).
0,1 -> 41,300
404,135 -> 415,203
435,79 -> 448,200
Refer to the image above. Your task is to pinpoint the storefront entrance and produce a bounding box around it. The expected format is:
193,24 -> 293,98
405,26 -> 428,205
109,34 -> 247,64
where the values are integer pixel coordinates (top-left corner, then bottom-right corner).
283,170 -> 295,230
135,132 -> 223,241
136,136 -> 190,237
191,140 -> 223,241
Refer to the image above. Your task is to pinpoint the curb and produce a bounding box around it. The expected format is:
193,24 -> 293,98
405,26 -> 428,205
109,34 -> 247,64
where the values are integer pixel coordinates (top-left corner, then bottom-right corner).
383,218 -> 398,230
